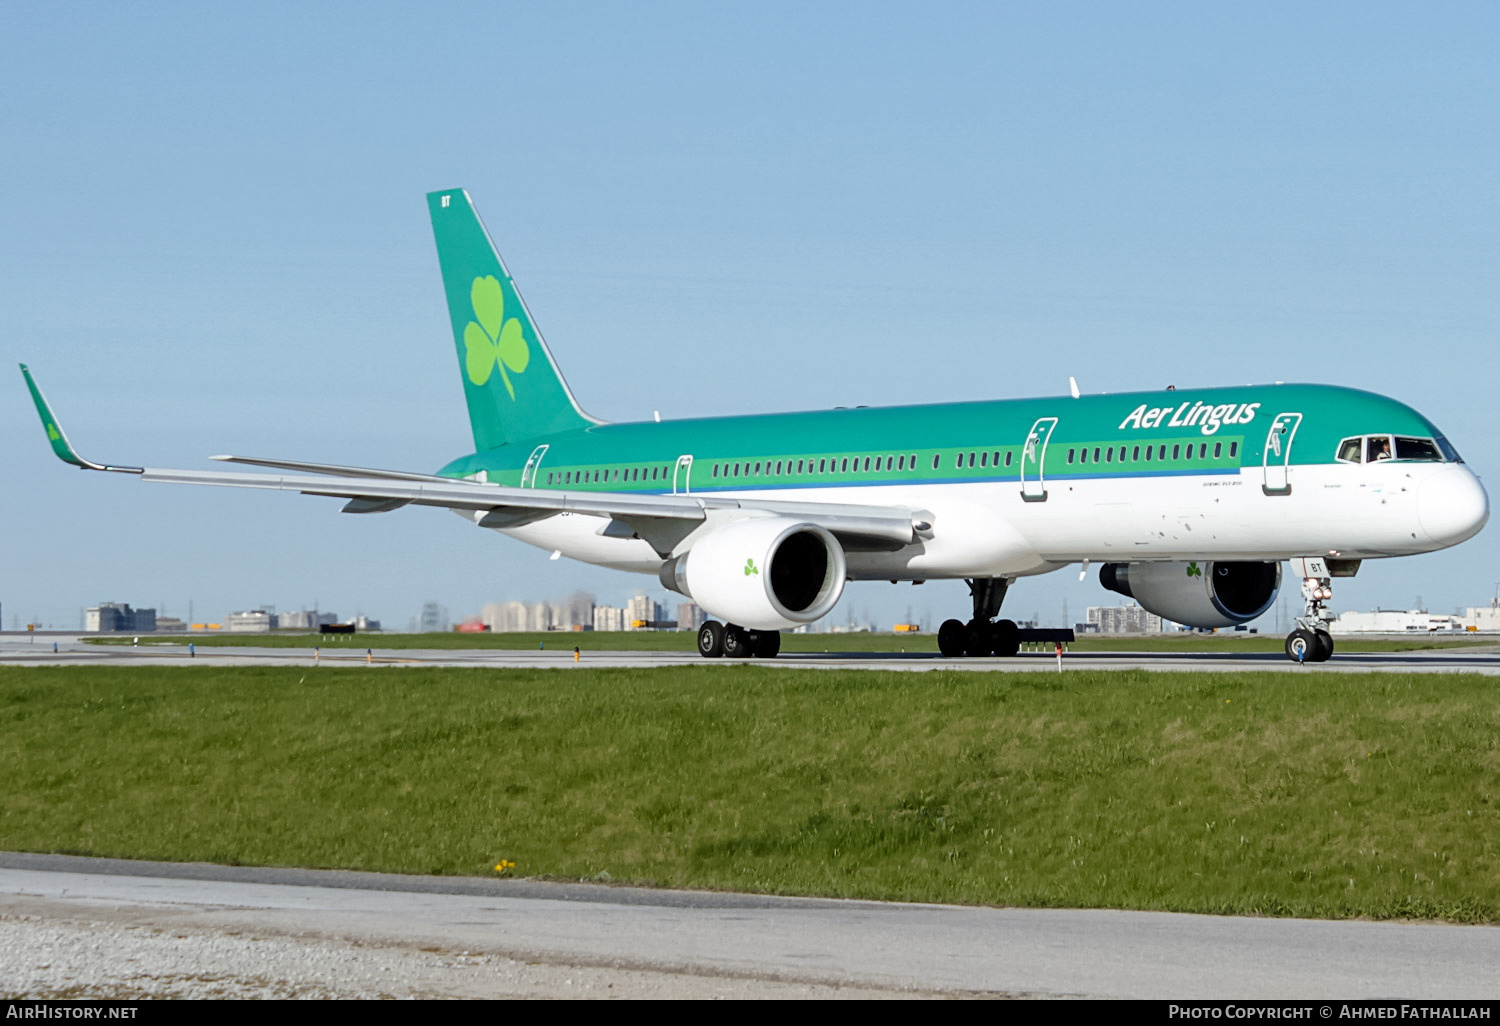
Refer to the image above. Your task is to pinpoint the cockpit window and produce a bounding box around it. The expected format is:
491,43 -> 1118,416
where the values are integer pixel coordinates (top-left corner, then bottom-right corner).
1337,434 -> 1451,464
1394,436 -> 1442,461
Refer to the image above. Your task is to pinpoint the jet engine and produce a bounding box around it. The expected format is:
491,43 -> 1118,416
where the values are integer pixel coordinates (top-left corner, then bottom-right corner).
659,517 -> 847,630
1099,560 -> 1280,629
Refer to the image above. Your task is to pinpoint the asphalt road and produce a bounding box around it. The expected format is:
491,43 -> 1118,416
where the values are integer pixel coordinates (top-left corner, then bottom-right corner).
2,853 -> 1497,999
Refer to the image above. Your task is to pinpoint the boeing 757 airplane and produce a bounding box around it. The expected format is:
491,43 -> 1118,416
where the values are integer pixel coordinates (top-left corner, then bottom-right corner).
23,188 -> 1490,662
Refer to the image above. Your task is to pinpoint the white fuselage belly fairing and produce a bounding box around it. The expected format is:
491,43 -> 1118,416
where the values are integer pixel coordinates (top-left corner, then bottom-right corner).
479,461 -> 1471,580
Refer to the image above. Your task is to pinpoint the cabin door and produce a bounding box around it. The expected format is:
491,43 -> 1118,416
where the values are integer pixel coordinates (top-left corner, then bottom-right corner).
1020,417 -> 1059,502
672,454 -> 694,495
520,444 -> 549,488
1261,413 -> 1301,495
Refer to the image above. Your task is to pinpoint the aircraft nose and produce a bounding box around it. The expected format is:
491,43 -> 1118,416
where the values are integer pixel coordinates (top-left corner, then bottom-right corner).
1417,466 -> 1489,547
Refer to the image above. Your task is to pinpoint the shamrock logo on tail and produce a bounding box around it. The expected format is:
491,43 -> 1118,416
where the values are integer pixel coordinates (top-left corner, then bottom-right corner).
744,558 -> 759,577
46,424 -> 60,442
463,275 -> 530,399
1186,561 -> 1202,578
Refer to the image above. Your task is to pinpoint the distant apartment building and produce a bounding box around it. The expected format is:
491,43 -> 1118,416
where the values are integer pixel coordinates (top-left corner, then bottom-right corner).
593,605 -> 625,632
419,602 -> 449,633
625,594 -> 662,629
1085,602 -> 1163,634
86,602 -> 156,632
676,602 -> 705,632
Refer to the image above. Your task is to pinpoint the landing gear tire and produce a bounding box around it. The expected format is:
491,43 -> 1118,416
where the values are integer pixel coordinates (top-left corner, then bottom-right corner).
722,625 -> 752,659
756,630 -> 781,658
964,621 -> 993,657
938,619 -> 966,657
697,620 -> 725,658
992,619 -> 1020,658
1286,629 -> 1318,663
1313,629 -> 1334,662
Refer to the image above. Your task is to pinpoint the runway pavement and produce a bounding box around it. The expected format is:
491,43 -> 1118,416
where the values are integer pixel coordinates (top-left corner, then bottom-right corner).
5,634 -> 1500,674
2,853 -> 1497,999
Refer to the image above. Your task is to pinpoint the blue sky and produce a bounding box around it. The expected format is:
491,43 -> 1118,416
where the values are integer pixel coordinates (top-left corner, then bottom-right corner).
3,2 -> 1497,630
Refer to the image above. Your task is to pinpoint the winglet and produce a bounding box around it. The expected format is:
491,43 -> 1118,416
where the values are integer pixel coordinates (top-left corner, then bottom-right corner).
19,364 -> 142,473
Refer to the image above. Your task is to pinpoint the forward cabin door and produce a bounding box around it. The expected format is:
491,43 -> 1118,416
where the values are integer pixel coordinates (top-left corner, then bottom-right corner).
672,454 -> 694,495
1020,417 -> 1058,502
1261,413 -> 1301,495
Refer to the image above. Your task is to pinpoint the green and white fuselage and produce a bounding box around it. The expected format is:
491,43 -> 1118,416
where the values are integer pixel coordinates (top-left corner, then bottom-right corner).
435,382 -> 1483,579
22,187 -> 1489,659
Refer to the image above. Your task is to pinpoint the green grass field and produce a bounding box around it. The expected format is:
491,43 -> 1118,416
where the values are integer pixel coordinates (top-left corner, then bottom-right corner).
86,629 -> 1492,654
4,664 -> 1497,922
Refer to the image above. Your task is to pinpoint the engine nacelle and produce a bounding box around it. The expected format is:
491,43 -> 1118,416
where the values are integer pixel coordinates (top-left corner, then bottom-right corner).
1099,560 -> 1281,629
659,518 -> 847,630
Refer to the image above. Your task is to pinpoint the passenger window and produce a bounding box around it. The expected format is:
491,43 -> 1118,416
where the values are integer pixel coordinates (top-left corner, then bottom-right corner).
1067,448 -> 1075,464
1213,442 -> 1222,459
819,459 -> 826,473
980,452 -> 988,468
1105,448 -> 1113,464
932,454 -> 940,470
1092,447 -> 1101,463
1144,446 -> 1152,462
1132,445 -> 1140,462
955,454 -> 963,469
1228,443 -> 1237,459
1173,445 -> 1182,460
968,452 -> 976,468
1004,452 -> 1013,467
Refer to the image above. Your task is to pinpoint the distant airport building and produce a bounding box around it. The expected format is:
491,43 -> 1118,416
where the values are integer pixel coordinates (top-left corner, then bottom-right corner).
1330,609 -> 1465,634
227,610 -> 275,632
1459,598 -> 1500,632
86,602 -> 156,632
1085,602 -> 1163,634
279,609 -> 338,630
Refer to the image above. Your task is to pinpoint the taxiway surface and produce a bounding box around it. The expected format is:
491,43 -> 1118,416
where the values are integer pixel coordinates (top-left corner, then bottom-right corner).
5,634 -> 1499,674
2,853 -> 1497,999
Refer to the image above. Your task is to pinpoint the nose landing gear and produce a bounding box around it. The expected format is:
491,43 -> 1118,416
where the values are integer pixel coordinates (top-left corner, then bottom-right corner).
1285,571 -> 1335,663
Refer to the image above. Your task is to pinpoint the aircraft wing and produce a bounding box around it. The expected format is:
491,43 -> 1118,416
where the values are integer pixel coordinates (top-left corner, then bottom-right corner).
22,365 -> 921,553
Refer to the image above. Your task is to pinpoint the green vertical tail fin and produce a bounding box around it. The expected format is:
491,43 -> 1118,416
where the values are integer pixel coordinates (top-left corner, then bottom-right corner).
427,189 -> 599,451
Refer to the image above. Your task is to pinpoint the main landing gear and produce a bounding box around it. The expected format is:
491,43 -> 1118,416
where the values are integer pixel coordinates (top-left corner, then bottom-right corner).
698,620 -> 781,659
1285,572 -> 1335,663
938,578 -> 1021,658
